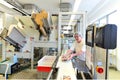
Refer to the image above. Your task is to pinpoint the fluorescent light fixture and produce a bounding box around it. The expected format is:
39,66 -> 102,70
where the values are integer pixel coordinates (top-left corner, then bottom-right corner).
68,0 -> 81,26
68,15 -> 75,25
73,0 -> 82,12
0,0 -> 14,8
63,30 -> 69,34
63,27 -> 71,30
63,26 -> 71,30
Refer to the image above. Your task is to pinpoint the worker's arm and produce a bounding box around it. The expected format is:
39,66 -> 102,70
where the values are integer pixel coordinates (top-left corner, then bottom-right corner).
64,49 -> 73,56
64,42 -> 76,56
68,50 -> 84,60
61,43 -> 75,61
67,44 -> 86,60
61,49 -> 73,61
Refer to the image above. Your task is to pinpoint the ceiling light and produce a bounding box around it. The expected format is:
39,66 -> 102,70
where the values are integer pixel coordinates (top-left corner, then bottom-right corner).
63,30 -> 69,34
63,26 -> 71,30
73,0 -> 82,12
68,0 -> 81,26
0,0 -> 14,8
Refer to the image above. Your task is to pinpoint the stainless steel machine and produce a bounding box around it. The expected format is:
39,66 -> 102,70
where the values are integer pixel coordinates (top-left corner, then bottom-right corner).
86,24 -> 117,79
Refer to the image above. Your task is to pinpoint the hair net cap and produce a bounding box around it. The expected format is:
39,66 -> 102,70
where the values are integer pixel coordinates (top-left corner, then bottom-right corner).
74,32 -> 82,37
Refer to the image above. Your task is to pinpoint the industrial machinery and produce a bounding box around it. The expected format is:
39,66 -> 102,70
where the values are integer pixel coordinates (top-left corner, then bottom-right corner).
0,18 -> 38,77
32,10 -> 50,38
44,12 -> 88,80
0,9 -> 59,79
86,24 -> 117,79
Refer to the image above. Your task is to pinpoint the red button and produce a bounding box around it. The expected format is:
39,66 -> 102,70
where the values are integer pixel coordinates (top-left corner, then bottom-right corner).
96,66 -> 104,74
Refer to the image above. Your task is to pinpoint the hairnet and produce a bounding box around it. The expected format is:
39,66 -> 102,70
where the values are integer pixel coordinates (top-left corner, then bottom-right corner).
74,32 -> 82,37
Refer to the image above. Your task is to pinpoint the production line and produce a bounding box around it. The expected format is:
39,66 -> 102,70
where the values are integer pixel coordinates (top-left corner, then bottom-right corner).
0,11 -> 117,80
0,13 -> 117,80
0,0 -> 119,80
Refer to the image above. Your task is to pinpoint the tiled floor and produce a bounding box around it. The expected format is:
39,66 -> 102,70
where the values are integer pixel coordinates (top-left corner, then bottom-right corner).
9,69 -> 38,79
109,67 -> 120,80
0,69 -> 38,79
0,75 -> 5,79
0,67 -> 120,80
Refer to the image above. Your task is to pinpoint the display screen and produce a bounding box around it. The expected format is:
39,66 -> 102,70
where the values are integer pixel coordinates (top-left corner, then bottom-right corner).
86,25 -> 95,47
95,28 -> 103,47
87,30 -> 92,43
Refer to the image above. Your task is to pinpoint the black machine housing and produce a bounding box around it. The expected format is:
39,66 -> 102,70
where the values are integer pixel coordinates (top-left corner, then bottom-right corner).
95,24 -> 117,49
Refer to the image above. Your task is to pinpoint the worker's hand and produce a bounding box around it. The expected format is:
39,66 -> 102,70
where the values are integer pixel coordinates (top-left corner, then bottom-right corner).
61,55 -> 68,61
67,54 -> 74,60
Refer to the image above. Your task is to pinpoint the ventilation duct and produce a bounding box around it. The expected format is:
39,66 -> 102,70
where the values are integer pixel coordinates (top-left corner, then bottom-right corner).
4,0 -> 29,15
13,8 -> 30,16
23,4 -> 40,14
5,0 -> 23,9
59,3 -> 72,12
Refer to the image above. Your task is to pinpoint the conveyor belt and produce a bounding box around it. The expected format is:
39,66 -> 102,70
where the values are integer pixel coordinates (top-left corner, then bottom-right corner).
77,71 -> 92,79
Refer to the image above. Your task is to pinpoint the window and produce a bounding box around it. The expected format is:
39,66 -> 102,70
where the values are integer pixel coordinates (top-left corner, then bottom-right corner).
108,11 -> 118,24
0,12 -> 3,32
94,21 -> 100,27
99,17 -> 107,26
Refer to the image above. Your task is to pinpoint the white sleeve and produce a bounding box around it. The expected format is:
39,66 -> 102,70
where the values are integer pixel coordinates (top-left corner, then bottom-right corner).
82,44 -> 86,52
70,42 -> 75,51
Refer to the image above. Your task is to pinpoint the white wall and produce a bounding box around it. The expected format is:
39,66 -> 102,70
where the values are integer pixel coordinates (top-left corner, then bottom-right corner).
87,0 -> 120,70
116,11 -> 120,71
88,0 -> 120,24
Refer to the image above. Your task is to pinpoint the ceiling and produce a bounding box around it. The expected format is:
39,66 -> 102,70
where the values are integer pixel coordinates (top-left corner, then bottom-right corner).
16,0 -> 102,15
0,0 -> 106,20
1,0 -> 105,27
78,0 -> 102,13
0,0 -> 106,36
11,0 -> 103,32
13,0 -> 103,26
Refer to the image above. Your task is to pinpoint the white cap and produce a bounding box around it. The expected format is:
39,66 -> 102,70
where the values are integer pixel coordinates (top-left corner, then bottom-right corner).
74,32 -> 82,37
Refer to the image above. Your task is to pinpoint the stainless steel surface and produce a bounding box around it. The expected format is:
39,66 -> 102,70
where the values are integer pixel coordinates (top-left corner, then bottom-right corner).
0,61 -> 14,74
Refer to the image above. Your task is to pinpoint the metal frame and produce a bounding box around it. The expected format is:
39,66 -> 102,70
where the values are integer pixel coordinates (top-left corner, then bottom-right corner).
31,41 -> 58,69
32,41 -> 58,48
58,11 -> 87,55
30,11 -> 87,69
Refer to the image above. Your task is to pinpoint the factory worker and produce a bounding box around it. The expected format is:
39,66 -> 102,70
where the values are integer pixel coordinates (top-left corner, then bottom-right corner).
62,32 -> 87,72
